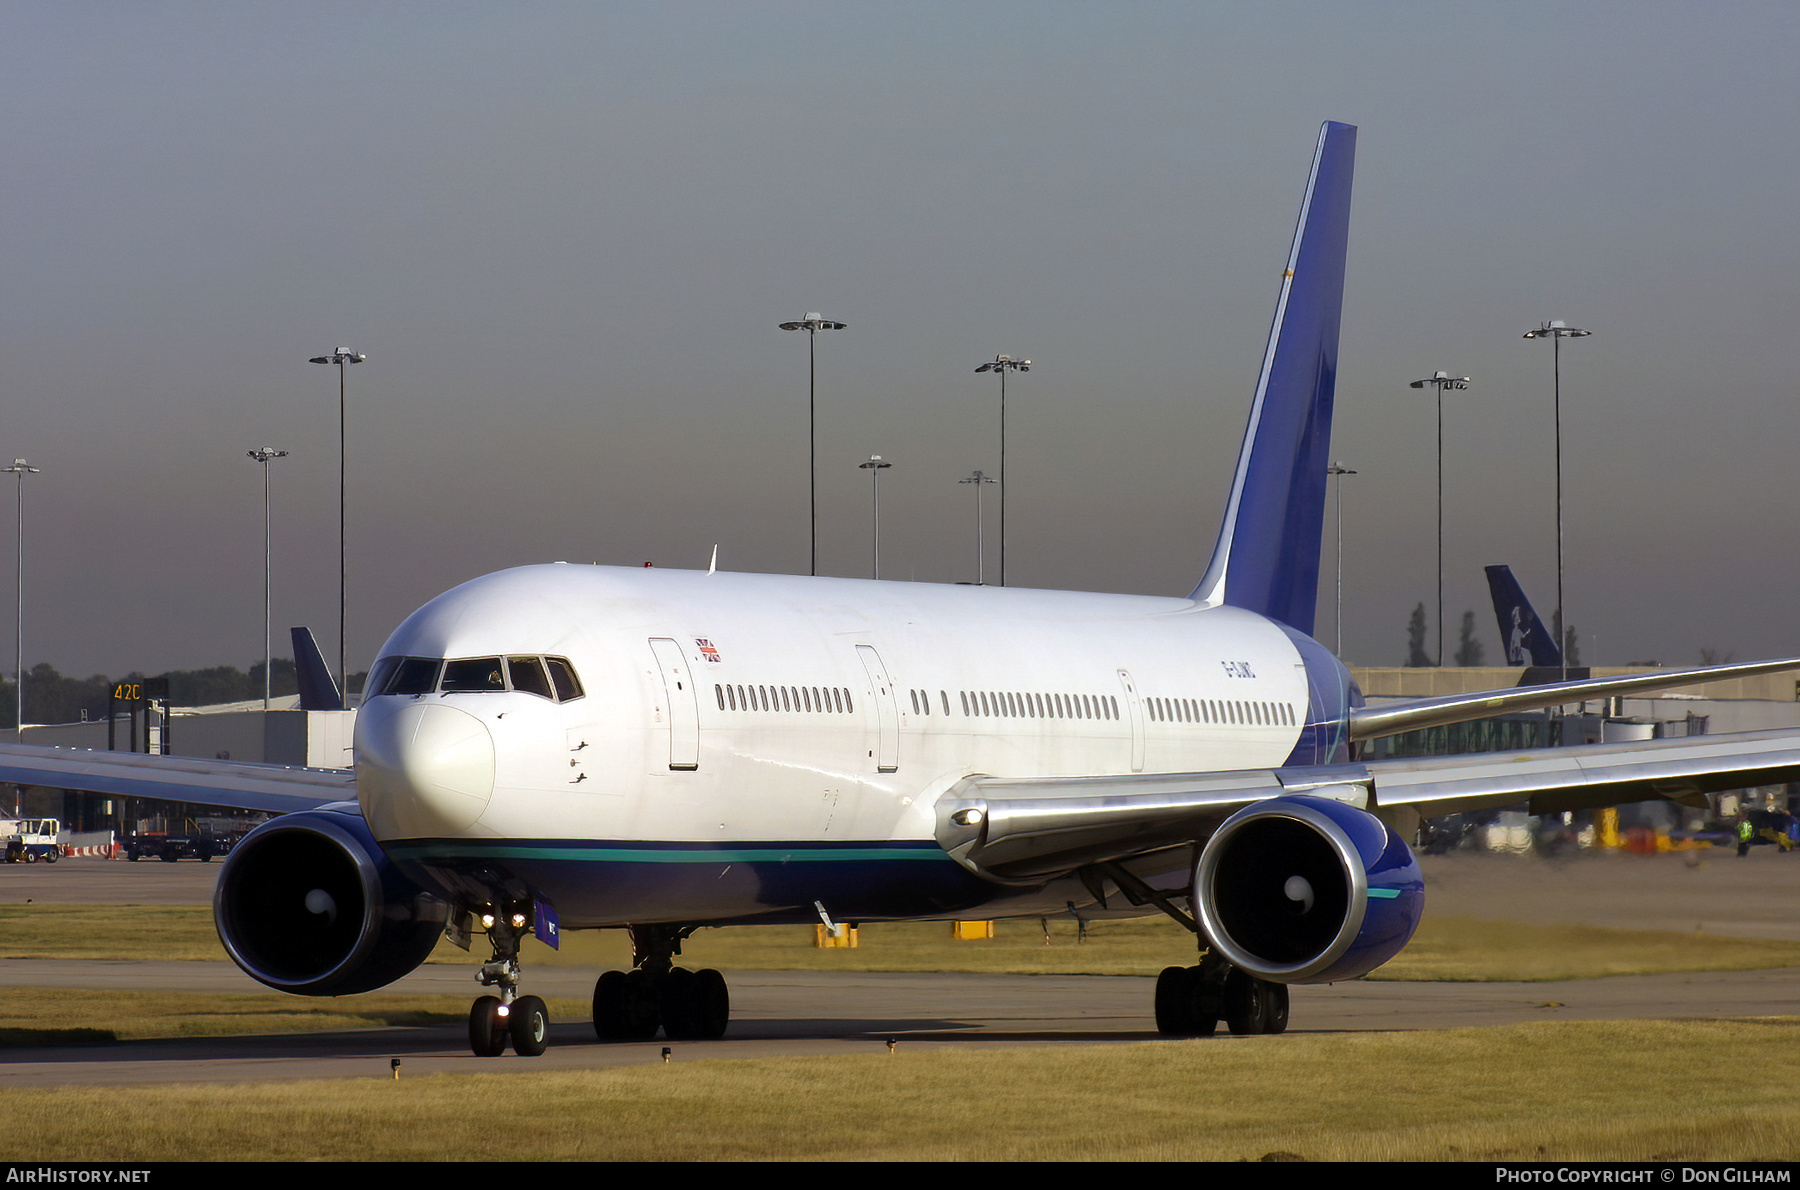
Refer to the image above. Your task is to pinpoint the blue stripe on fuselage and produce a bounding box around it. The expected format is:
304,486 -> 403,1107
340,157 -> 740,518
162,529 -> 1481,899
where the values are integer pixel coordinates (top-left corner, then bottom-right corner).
386,837 -> 1001,925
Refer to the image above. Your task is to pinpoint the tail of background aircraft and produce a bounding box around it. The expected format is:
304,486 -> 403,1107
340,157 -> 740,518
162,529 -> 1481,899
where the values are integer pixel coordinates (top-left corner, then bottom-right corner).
1483,565 -> 1562,668
290,626 -> 344,711
1191,121 -> 1355,637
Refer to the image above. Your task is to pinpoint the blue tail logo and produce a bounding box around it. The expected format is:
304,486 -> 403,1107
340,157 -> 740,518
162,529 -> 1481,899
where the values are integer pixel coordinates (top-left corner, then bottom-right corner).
1192,121 -> 1355,636
1483,565 -> 1562,668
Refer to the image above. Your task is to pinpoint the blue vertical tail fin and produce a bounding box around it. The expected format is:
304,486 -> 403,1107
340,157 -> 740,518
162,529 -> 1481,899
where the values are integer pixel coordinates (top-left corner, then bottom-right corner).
1483,565 -> 1562,668
290,626 -> 344,711
1190,121 -> 1356,636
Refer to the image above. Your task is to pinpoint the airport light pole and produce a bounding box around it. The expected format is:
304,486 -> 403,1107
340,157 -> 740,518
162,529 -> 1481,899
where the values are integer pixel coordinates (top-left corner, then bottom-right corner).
1523,320 -> 1591,682
1327,461 -> 1357,658
858,455 -> 892,579
974,356 -> 1029,586
247,448 -> 289,710
309,347 -> 364,695
959,470 -> 996,585
778,314 -> 847,576
1408,371 -> 1471,666
1,459 -> 39,739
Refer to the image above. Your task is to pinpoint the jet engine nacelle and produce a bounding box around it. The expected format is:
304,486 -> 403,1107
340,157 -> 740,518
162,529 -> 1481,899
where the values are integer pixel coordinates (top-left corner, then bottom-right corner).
1194,794 -> 1423,984
214,805 -> 447,996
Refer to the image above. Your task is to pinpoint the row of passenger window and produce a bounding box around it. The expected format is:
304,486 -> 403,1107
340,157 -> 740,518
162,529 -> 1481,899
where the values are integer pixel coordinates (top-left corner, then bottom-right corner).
716,683 -> 855,716
902,687 -> 1121,722
1147,695 -> 1295,728
369,655 -> 585,702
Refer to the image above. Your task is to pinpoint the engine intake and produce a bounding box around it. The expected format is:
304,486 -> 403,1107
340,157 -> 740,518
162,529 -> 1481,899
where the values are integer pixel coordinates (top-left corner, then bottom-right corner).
214,806 -> 447,995
1195,795 -> 1422,984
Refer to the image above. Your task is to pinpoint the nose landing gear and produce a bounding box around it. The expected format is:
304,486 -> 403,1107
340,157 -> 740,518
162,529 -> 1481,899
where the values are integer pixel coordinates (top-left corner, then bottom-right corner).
465,908 -> 552,1057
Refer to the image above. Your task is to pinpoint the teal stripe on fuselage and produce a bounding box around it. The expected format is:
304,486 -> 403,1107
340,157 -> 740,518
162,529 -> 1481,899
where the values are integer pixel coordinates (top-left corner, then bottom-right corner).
386,842 -> 943,865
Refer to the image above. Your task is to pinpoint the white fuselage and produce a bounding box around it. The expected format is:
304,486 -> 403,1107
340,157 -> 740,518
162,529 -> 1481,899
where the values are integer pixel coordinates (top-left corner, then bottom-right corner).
355,563 -> 1320,926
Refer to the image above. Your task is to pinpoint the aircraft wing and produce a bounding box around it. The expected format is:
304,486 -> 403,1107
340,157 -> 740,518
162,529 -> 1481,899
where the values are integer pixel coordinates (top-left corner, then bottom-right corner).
0,742 -> 356,816
1348,655 -> 1800,741
936,727 -> 1800,883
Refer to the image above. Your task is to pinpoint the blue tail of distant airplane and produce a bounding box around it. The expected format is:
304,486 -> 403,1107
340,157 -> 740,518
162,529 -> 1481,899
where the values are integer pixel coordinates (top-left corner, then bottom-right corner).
290,626 -> 344,711
1191,121 -> 1356,636
1484,565 -> 1562,668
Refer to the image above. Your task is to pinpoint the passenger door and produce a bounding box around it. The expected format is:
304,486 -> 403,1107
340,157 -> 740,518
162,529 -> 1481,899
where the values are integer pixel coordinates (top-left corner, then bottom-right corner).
648,638 -> 700,770
855,645 -> 900,773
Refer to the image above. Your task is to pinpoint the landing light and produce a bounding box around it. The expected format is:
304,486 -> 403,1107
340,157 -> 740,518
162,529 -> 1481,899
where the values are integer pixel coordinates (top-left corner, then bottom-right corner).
510,913 -> 527,929
480,913 -> 496,929
951,807 -> 984,827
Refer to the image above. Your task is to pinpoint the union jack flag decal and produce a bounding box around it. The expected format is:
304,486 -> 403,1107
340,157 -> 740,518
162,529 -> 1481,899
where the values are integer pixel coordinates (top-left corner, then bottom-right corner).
695,638 -> 722,663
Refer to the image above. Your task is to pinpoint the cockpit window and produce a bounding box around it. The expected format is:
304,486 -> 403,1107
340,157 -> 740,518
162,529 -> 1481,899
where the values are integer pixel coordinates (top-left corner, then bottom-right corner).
508,656 -> 553,699
546,657 -> 583,701
370,653 -> 585,702
441,658 -> 506,692
388,658 -> 441,695
367,656 -> 401,699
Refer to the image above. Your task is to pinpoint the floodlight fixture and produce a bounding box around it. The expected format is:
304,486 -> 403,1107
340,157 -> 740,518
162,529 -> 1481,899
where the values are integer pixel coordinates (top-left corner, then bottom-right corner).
1326,462 -> 1357,658
1524,320 -> 1592,682
974,356 -> 1031,585
858,455 -> 893,579
310,347 -> 365,694
780,314 -> 847,575
0,459 -> 40,738
247,448 -> 290,709
1408,372 -> 1472,666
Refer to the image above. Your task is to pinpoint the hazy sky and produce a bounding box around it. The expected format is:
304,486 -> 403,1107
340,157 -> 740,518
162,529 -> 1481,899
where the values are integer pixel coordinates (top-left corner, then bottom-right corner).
4,2 -> 1798,681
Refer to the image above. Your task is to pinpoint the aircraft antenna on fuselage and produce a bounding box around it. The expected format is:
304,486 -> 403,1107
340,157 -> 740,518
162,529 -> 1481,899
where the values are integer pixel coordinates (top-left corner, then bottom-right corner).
1190,121 -> 1355,638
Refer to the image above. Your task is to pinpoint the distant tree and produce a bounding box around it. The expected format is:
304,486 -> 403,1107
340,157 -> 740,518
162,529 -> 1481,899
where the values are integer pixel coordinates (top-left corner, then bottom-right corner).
1404,602 -> 1431,667
1454,610 -> 1485,667
1551,611 -> 1581,667
1698,647 -> 1735,666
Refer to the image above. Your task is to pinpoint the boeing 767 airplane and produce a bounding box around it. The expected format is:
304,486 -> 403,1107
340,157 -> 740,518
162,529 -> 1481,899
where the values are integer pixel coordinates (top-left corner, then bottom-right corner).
6,121 -> 1798,1055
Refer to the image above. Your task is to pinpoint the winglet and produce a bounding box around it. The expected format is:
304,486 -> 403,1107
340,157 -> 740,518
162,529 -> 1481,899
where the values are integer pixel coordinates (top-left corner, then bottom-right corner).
1191,121 -> 1356,636
290,627 -> 344,711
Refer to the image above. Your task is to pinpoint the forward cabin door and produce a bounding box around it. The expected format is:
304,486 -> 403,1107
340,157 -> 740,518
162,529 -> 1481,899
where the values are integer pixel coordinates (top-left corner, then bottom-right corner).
648,637 -> 701,771
855,644 -> 900,773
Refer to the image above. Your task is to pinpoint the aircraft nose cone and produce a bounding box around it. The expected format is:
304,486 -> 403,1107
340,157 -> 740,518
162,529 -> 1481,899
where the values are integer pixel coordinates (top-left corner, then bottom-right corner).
357,700 -> 496,839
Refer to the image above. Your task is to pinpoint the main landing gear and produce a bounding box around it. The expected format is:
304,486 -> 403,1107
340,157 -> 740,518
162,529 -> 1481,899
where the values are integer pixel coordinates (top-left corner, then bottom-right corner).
591,925 -> 730,1041
1155,950 -> 1288,1037
1077,860 -> 1289,1039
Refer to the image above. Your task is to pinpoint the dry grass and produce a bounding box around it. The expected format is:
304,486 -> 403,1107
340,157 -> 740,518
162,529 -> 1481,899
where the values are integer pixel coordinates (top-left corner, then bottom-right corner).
0,904 -> 226,961
2,1019 -> 1795,1161
8,901 -> 1800,982
0,989 -> 590,1045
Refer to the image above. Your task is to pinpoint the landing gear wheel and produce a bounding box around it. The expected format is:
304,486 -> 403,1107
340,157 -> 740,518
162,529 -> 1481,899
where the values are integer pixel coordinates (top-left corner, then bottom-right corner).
593,969 -> 659,1040
1224,968 -> 1268,1036
622,969 -> 660,1039
469,995 -> 508,1056
661,967 -> 701,1039
1155,965 -> 1220,1037
1155,966 -> 1195,1035
509,995 -> 549,1056
1262,981 -> 1289,1035
593,970 -> 629,1040
694,968 -> 729,1039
